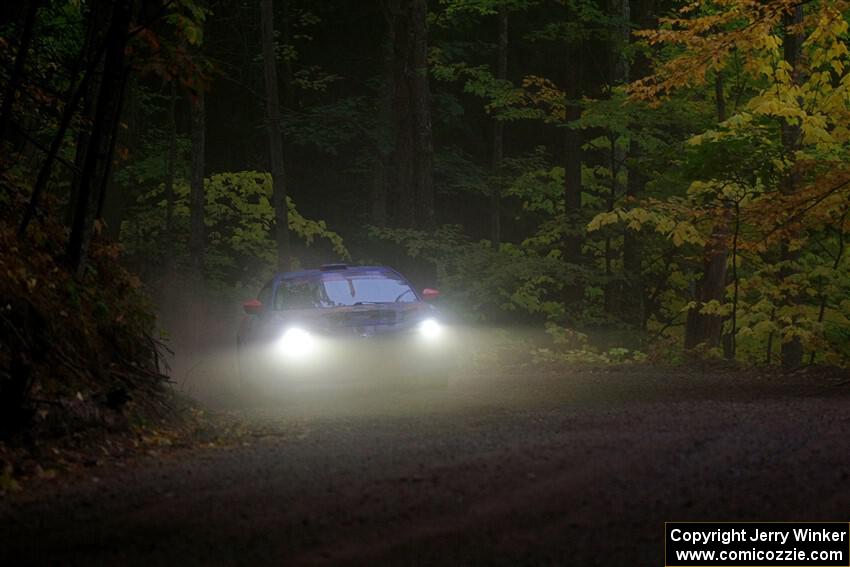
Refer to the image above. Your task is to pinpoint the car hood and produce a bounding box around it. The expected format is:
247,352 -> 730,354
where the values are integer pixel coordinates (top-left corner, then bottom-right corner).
267,303 -> 432,337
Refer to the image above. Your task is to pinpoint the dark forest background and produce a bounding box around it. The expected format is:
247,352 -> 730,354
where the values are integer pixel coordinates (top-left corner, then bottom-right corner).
2,0 -> 850,423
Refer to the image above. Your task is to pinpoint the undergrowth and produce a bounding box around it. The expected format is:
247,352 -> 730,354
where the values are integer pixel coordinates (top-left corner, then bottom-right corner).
0,176 -> 171,441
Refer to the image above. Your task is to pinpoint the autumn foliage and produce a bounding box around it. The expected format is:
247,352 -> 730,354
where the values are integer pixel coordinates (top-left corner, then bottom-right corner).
558,0 -> 847,365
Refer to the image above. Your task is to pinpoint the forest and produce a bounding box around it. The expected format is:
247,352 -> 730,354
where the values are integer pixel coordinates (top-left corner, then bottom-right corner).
2,0 -> 850,433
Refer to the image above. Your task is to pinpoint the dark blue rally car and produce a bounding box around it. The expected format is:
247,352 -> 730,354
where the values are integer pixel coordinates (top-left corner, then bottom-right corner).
236,264 -> 452,391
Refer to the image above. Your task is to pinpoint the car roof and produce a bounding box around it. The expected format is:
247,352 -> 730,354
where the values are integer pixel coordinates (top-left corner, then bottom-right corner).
272,265 -> 405,285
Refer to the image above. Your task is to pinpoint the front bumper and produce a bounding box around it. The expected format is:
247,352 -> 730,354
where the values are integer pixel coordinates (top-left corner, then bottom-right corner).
245,328 -> 456,387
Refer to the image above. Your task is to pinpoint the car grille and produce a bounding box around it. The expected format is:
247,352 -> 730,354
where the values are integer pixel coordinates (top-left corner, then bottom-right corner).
334,309 -> 397,327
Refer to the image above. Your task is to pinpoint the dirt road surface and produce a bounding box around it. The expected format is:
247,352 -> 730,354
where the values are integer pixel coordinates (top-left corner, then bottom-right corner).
2,366 -> 849,565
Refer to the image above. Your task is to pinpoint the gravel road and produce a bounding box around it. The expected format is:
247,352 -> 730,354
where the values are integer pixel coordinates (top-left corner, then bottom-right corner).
2,367 -> 849,566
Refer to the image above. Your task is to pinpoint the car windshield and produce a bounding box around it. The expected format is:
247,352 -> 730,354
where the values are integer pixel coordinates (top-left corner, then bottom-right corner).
274,274 -> 416,309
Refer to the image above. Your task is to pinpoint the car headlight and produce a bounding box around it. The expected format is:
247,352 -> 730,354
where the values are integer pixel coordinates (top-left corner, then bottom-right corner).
275,327 -> 316,358
419,318 -> 442,339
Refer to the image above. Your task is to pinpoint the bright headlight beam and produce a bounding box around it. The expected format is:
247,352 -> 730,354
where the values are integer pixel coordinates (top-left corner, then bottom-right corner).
419,318 -> 442,339
276,327 -> 316,357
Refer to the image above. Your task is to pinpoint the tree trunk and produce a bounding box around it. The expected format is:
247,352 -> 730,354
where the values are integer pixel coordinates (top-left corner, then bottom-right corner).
410,0 -> 434,229
371,0 -> 398,228
622,162 -> 646,326
779,6 -> 804,369
164,81 -> 177,243
94,69 -> 128,232
609,0 -> 630,85
683,72 -> 729,352
64,0 -> 110,228
490,7 -> 507,248
260,0 -> 291,272
99,58 -> 141,240
387,0 -> 434,230
66,0 -> 131,277
622,0 -> 653,327
604,0 -> 630,313
279,0 -> 295,110
683,224 -> 729,351
65,76 -> 97,227
19,43 -> 100,236
392,40 -> 415,230
189,88 -> 206,273
603,132 -> 616,313
562,39 -> 583,302
0,0 -> 40,142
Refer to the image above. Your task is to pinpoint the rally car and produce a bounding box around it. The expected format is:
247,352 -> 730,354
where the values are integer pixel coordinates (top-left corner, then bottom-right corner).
236,264 -> 452,392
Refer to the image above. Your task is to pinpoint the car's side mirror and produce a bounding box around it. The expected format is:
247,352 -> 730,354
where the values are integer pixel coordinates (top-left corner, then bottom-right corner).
422,288 -> 440,301
243,299 -> 263,315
